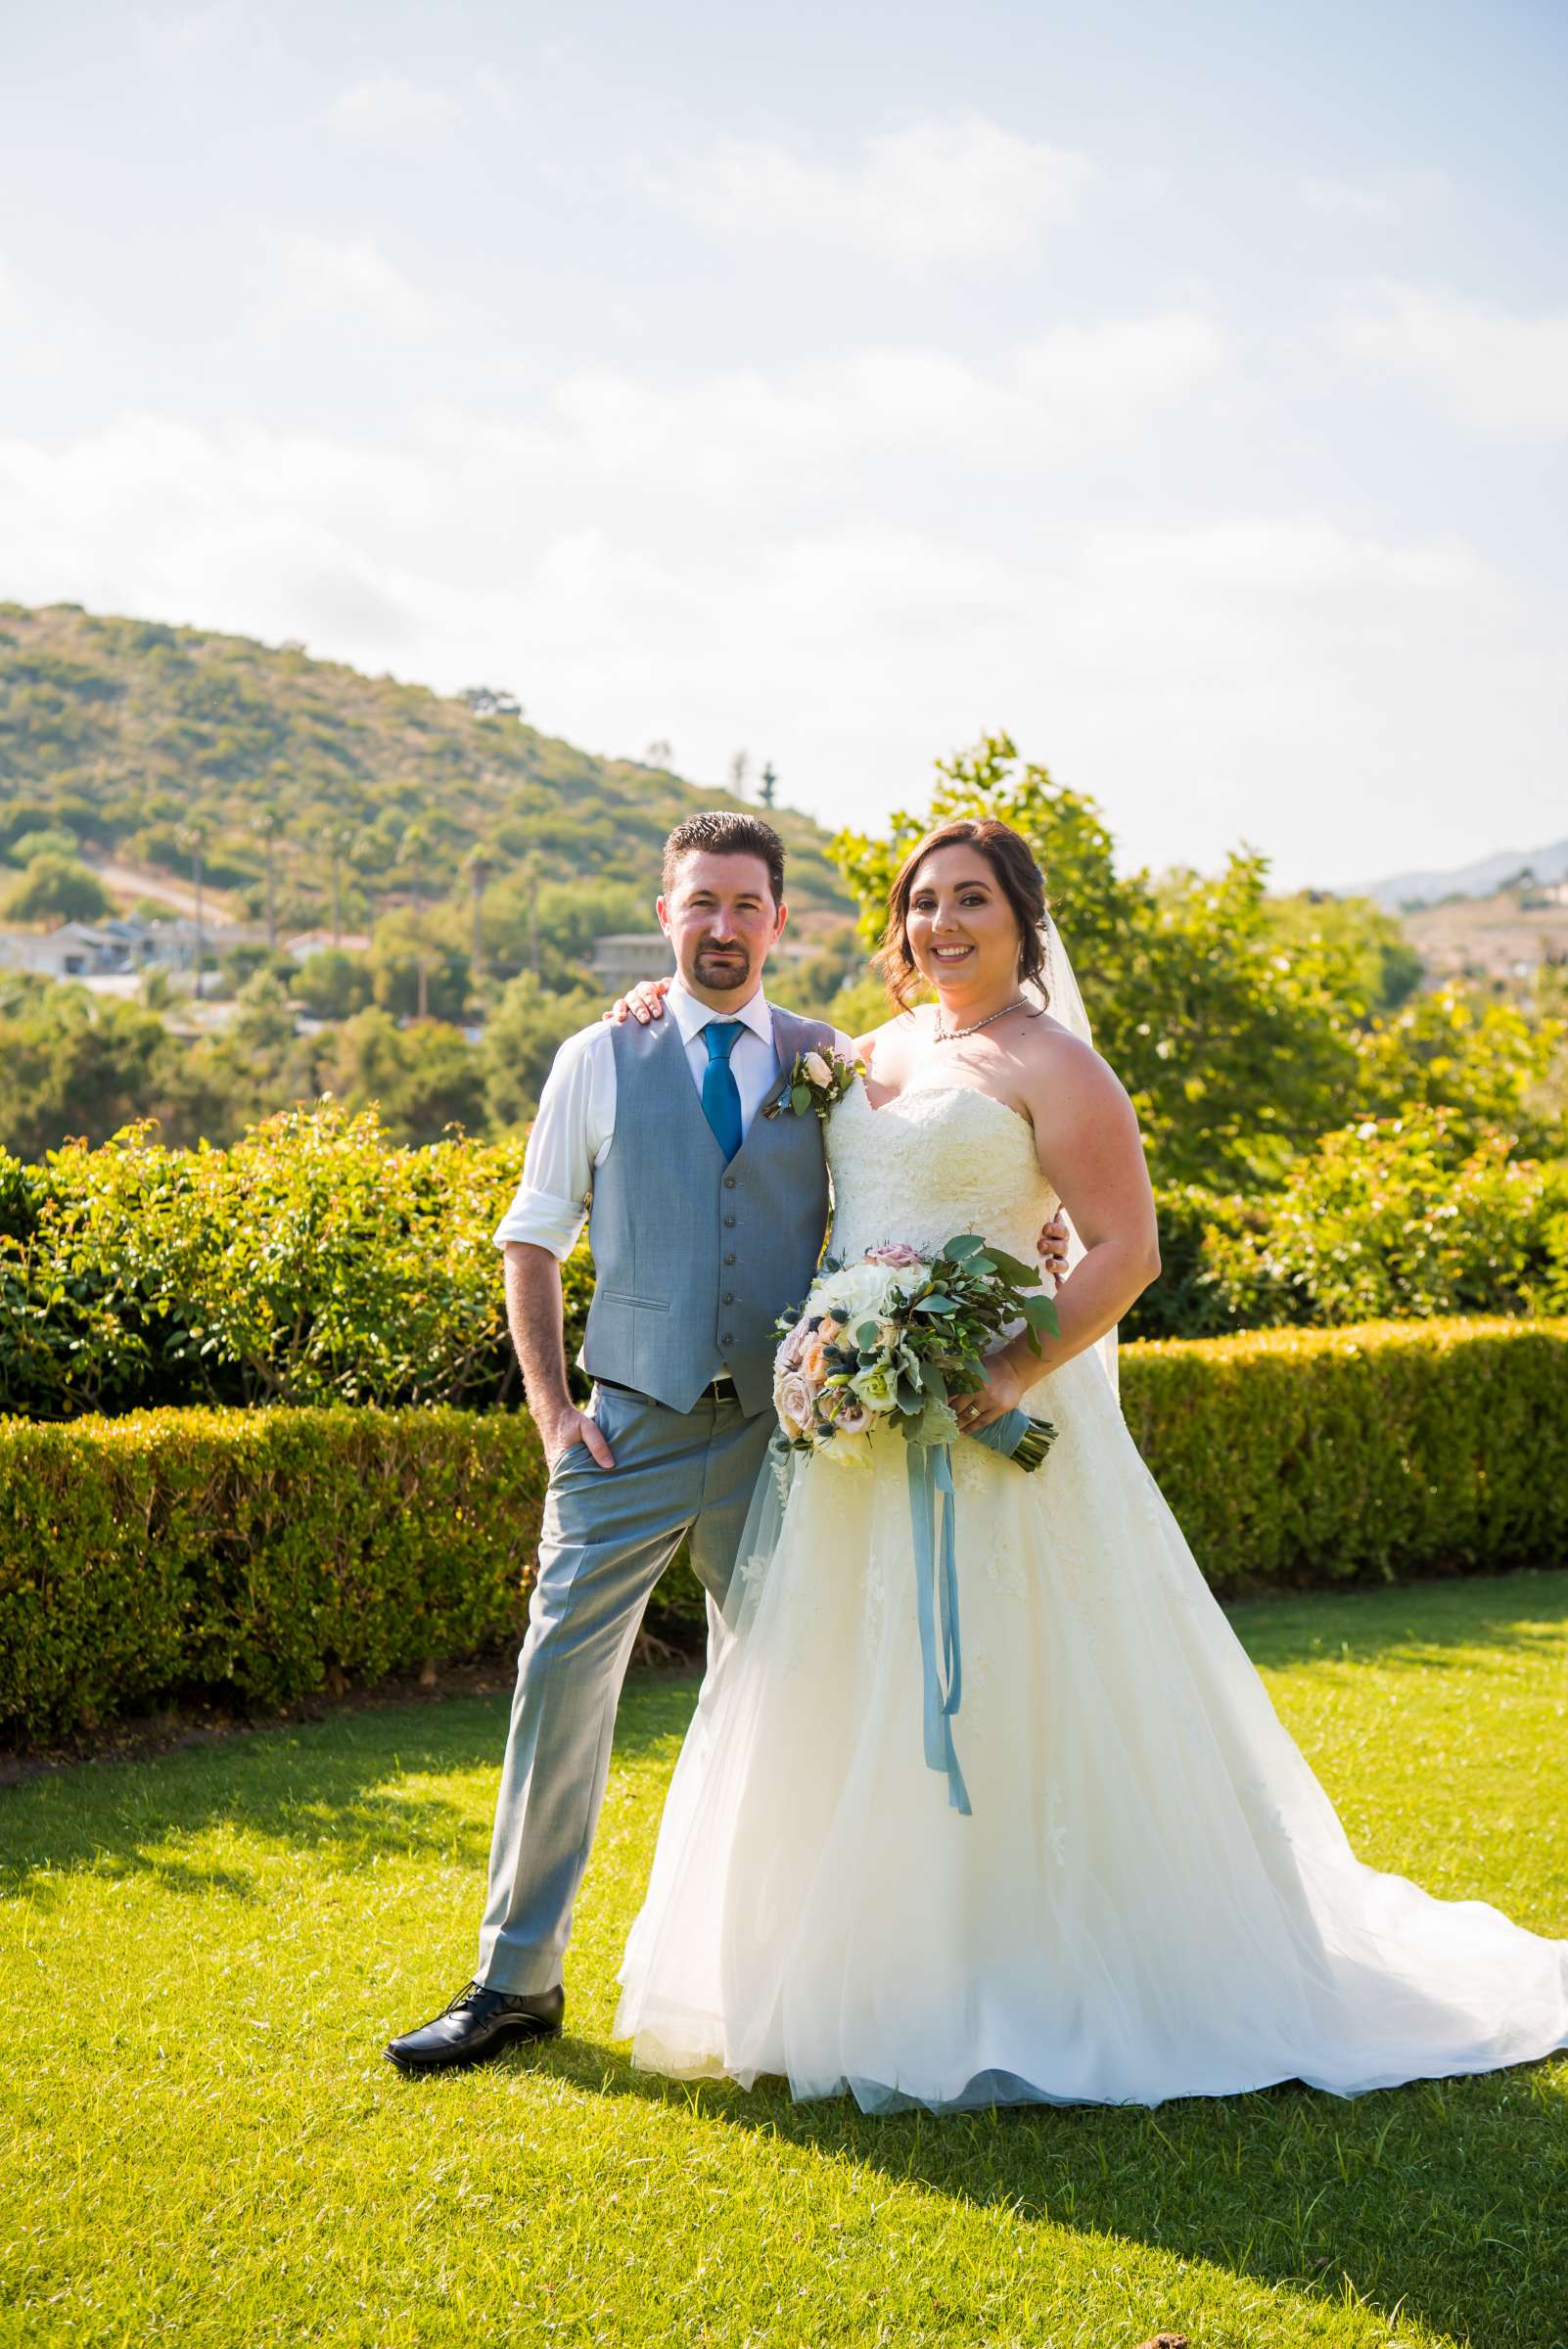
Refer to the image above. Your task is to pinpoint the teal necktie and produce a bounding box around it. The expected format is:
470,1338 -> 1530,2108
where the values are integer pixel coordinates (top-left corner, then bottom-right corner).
702,1021 -> 744,1162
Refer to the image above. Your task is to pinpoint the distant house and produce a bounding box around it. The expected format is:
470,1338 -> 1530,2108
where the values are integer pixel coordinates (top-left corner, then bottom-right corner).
0,915 -> 204,979
589,933 -> 677,990
284,931 -> 373,962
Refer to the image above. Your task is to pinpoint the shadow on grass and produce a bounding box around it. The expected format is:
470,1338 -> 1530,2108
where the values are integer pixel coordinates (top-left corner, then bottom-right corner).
0,1674 -> 698,1901
6,1568 -> 1566,1906
509,2026 -> 1568,2349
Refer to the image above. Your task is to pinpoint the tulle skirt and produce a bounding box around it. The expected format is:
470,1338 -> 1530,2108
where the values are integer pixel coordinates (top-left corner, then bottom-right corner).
614,1351 -> 1568,2111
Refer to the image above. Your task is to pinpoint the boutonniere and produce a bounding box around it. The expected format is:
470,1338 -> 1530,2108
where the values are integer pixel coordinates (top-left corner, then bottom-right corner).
763,1047 -> 865,1123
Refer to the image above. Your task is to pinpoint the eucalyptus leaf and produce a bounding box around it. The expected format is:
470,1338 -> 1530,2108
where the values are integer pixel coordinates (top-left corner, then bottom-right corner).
985,1246 -> 1042,1287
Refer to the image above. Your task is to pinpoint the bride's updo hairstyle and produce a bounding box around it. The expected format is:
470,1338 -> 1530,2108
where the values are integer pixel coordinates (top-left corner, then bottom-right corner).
875,816 -> 1048,1012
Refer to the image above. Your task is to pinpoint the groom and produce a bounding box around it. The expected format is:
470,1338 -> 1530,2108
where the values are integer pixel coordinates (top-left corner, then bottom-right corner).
386,809 -> 1066,2074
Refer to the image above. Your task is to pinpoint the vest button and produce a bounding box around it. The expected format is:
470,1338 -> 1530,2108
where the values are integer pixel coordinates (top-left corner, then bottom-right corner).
722,1214 -> 736,1228
723,1252 -> 735,1266
720,1333 -> 734,1347
721,1291 -> 733,1305
722,1174 -> 736,1189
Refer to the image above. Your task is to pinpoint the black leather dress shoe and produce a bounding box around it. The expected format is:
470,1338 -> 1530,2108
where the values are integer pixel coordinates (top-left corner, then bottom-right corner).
384,1980 -> 565,2074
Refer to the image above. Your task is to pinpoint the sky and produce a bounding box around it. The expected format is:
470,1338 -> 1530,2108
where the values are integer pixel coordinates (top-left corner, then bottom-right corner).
1,0 -> 1565,893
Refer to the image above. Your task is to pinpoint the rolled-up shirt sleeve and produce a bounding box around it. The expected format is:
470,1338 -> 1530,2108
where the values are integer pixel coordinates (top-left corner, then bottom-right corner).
492,1023 -> 615,1259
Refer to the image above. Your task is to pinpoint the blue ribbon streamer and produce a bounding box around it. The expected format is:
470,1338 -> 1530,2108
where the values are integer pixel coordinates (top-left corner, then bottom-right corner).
905,1440 -> 972,1817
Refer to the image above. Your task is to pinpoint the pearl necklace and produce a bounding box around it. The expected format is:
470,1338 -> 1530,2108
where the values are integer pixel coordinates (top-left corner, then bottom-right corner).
934,996 -> 1029,1042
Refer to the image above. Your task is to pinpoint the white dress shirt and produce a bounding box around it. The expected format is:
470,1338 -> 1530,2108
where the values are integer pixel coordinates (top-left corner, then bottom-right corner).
493,979 -> 847,1260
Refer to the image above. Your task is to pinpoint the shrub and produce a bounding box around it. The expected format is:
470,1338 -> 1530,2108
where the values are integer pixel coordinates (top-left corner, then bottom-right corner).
0,1103 -> 529,1415
4,1318 -> 1563,1746
2,850 -> 112,922
1181,1115 -> 1568,1331
1122,1315 -> 1568,1593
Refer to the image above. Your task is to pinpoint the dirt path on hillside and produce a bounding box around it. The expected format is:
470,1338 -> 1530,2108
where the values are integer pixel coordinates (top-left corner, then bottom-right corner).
89,859 -> 244,928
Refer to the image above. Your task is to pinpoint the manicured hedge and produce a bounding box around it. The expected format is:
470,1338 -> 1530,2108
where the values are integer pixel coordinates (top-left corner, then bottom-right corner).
3,1316 -> 1565,1747
0,1408 -> 545,1745
1121,1315 -> 1568,1590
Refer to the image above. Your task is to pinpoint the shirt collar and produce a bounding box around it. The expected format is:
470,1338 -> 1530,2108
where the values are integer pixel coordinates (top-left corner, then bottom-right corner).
666,974 -> 774,1050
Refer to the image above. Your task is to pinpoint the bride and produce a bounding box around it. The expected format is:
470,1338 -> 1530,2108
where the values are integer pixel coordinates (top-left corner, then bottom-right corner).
612,815 -> 1568,2112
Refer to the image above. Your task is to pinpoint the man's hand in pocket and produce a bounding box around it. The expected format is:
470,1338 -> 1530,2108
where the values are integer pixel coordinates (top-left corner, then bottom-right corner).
541,1405 -> 615,1472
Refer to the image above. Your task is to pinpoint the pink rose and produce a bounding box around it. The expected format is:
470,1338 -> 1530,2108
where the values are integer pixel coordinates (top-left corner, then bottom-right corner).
773,1318 -> 810,1376
774,1370 -> 815,1440
865,1242 -> 925,1269
819,1386 -> 872,1436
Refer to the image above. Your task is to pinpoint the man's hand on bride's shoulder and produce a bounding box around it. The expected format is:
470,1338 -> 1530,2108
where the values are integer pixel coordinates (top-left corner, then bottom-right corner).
1038,1210 -> 1070,1282
604,978 -> 671,1026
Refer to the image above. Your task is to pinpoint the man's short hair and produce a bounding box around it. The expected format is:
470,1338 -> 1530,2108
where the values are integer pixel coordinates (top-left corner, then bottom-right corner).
662,811 -> 786,904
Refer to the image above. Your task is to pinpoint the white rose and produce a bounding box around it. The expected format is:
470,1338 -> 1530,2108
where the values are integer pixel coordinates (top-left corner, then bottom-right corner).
813,1261 -> 901,1324
802,1051 -> 833,1087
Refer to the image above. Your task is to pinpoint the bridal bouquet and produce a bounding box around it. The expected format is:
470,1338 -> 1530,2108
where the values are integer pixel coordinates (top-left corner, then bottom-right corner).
772,1235 -> 1060,1469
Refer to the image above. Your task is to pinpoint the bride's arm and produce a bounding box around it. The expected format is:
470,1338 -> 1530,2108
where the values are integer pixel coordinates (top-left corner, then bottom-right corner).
978,1037 -> 1160,1408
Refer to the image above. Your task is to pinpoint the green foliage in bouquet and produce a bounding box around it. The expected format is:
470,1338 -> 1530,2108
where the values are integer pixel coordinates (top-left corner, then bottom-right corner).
775,1235 -> 1060,1464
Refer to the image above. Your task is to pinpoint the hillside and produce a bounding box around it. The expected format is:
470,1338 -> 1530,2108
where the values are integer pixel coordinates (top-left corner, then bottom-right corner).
0,602 -> 851,930
1357,835 -> 1568,911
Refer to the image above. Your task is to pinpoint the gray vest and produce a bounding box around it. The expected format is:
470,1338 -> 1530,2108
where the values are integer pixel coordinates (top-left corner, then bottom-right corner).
581,1003 -> 834,1415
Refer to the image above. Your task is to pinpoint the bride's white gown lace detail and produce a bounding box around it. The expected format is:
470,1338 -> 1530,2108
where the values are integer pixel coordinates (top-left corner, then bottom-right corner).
614,1079 -> 1568,2110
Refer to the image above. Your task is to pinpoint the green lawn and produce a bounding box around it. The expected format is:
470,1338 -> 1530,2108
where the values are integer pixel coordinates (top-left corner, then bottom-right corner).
4,1570 -> 1568,2349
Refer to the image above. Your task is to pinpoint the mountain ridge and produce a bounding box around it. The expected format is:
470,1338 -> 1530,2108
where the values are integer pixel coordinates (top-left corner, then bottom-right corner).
1353,836 -> 1568,911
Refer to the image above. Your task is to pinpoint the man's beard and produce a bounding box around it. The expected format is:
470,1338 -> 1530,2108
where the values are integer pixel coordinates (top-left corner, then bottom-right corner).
693,944 -> 752,992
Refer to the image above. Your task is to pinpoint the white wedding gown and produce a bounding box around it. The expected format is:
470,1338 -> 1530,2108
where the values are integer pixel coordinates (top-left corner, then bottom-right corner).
614,1077 -> 1568,2111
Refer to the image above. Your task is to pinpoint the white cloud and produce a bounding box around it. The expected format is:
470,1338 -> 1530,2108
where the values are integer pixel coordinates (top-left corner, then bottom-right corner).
1299,170 -> 1448,224
1017,313 -> 1228,429
327,74 -> 458,139
648,116 -> 1093,266
267,232 -> 438,334
2,388 -> 1561,891
1338,286 -> 1568,435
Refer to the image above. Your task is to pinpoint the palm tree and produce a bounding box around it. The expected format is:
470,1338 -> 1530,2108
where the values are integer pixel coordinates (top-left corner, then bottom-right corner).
323,821 -> 354,944
256,798 -> 285,950
399,820 -> 435,1021
464,847 -> 493,991
176,821 -> 206,1000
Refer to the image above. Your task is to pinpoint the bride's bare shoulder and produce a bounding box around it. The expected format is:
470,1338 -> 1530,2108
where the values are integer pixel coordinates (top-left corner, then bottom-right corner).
853,1004 -> 931,1071
1020,1012 -> 1128,1102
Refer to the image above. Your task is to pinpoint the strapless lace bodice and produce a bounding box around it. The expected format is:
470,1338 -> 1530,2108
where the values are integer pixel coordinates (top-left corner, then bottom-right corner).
826,1076 -> 1058,1268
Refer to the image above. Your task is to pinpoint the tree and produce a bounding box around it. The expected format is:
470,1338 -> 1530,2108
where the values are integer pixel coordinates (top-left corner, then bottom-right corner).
465,847 -> 493,990
2,852 -> 112,924
483,972 -> 601,1129
369,914 -> 470,1023
291,947 -> 373,1021
727,750 -> 750,799
176,821 -> 207,999
759,761 -> 778,809
325,1009 -> 487,1145
833,732 -> 1367,1187
458,685 -> 523,719
255,797 -> 285,949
